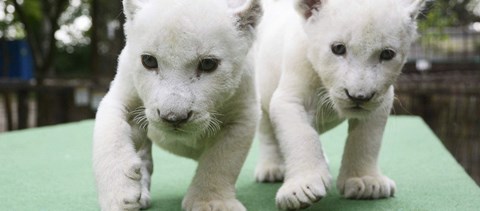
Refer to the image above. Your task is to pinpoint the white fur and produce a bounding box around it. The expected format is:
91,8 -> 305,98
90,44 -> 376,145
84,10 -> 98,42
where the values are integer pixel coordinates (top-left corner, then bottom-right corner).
254,0 -> 425,209
93,0 -> 261,210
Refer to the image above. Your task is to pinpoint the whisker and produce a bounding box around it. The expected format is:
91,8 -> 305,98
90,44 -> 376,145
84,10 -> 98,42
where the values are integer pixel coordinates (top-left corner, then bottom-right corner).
393,95 -> 411,115
316,88 -> 336,127
128,106 -> 149,131
202,112 -> 223,138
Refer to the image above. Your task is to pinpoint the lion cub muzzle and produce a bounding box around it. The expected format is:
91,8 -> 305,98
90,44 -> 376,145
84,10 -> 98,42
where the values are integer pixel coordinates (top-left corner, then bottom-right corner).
159,110 -> 193,127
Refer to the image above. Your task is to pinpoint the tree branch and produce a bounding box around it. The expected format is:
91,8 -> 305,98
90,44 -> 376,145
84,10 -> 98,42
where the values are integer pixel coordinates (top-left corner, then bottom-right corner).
10,0 -> 43,71
40,0 -> 68,79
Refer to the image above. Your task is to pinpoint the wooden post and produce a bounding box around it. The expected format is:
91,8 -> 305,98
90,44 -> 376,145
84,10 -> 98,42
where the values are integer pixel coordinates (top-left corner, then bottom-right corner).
17,90 -> 28,129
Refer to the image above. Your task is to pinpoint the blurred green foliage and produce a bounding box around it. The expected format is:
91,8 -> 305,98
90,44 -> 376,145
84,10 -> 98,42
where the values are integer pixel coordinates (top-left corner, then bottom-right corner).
1,0 -> 91,78
419,1 -> 458,32
55,45 -> 91,78
1,0 -> 479,78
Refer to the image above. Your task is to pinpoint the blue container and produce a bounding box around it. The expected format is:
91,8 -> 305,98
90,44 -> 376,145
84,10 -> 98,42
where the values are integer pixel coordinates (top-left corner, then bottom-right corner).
0,40 -> 34,80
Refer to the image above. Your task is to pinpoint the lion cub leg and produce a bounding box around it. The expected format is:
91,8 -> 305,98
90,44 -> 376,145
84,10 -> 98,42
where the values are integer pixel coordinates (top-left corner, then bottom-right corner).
134,134 -> 153,209
255,111 -> 285,182
337,111 -> 396,199
93,98 -> 148,211
269,92 -> 332,210
182,118 -> 256,211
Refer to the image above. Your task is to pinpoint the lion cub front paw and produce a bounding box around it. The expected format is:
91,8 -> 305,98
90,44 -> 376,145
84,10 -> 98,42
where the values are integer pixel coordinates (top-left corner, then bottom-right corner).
98,162 -> 151,211
182,197 -> 246,211
255,161 -> 285,183
337,175 -> 396,199
275,172 -> 332,210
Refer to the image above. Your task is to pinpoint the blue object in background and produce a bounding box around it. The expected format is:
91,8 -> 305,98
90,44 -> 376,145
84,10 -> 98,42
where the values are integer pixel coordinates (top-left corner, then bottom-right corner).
0,40 -> 34,80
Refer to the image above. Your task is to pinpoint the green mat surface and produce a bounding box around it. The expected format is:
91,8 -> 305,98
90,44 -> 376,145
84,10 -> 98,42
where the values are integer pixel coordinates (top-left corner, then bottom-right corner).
1,116 -> 479,210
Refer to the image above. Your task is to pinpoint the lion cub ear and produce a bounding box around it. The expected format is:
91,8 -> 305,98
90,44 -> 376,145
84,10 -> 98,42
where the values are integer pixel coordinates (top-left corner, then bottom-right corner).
123,0 -> 149,21
228,0 -> 262,31
296,0 -> 324,20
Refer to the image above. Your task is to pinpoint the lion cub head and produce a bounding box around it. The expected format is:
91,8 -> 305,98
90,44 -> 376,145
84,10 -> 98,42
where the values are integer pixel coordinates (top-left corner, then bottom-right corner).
297,0 -> 425,118
122,0 -> 260,137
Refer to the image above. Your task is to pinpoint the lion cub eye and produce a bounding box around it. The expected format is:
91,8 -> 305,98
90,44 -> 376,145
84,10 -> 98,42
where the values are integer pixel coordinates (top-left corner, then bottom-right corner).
380,49 -> 396,61
331,43 -> 346,56
141,54 -> 158,70
198,58 -> 219,73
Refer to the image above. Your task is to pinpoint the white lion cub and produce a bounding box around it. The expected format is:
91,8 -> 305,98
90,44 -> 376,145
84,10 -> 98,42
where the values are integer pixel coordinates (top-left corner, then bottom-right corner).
254,0 -> 425,209
92,0 -> 261,210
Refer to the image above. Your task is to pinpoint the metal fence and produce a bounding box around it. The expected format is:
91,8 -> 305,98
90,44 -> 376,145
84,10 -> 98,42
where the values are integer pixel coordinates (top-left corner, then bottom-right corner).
395,27 -> 480,185
394,72 -> 480,185
405,26 -> 480,72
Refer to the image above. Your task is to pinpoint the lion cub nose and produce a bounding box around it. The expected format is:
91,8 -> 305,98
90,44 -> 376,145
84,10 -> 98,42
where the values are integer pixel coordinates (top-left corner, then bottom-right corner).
160,110 -> 193,126
345,89 -> 375,103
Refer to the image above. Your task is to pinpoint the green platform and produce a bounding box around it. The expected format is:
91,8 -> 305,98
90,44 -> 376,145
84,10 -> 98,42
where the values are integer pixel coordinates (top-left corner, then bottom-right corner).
1,116 -> 479,210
